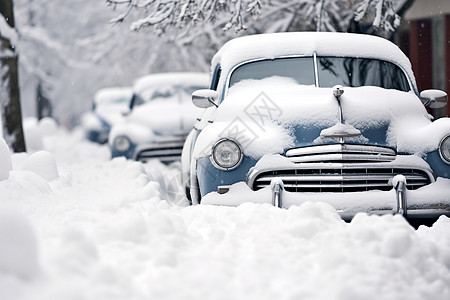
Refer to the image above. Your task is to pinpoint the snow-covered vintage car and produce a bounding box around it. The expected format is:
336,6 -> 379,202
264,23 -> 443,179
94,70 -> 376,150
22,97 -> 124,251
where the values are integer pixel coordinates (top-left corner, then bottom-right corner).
81,87 -> 133,144
109,72 -> 208,163
183,32 -> 450,222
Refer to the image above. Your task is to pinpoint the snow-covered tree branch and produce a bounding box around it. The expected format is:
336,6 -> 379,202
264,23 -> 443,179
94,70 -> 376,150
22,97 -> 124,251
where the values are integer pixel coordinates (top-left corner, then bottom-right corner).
107,0 -> 406,38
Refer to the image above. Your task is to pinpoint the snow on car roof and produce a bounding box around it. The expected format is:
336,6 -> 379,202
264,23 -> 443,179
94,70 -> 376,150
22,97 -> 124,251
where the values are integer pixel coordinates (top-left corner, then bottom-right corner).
94,87 -> 133,105
212,32 -> 417,91
133,72 -> 209,94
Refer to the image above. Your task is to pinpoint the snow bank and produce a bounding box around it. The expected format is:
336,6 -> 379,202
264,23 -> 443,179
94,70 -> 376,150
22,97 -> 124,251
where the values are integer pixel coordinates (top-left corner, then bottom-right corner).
0,127 -> 449,300
23,117 -> 61,153
0,205 -> 40,281
20,151 -> 59,181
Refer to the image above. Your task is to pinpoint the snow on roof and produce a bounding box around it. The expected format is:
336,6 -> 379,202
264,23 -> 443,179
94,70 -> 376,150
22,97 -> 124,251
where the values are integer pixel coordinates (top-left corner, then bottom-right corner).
133,72 -> 209,94
94,87 -> 133,105
212,32 -> 417,92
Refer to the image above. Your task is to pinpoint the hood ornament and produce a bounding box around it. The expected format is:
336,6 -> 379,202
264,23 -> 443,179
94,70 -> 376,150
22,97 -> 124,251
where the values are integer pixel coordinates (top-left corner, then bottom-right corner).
320,85 -> 361,139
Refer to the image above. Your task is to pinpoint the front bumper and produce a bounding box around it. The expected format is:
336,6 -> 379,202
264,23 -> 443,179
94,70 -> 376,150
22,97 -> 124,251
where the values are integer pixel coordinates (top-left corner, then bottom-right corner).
201,178 -> 450,221
200,152 -> 450,221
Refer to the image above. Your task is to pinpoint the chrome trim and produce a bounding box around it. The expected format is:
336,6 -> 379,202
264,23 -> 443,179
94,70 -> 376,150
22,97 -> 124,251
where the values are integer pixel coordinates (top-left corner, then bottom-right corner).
286,144 -> 396,156
287,153 -> 396,163
271,179 -> 283,208
439,134 -> 450,165
285,144 -> 396,163
313,52 -> 319,87
394,178 -> 407,216
210,138 -> 243,171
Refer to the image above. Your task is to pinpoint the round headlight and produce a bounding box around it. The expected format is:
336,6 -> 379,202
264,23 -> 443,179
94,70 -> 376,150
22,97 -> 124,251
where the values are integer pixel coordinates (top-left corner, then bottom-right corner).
439,134 -> 450,164
114,135 -> 131,152
211,139 -> 243,170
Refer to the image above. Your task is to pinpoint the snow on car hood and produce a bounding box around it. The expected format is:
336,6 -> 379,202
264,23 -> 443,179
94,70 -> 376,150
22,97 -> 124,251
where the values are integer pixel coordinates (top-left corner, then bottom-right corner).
128,97 -> 202,136
95,104 -> 129,125
194,77 -> 448,159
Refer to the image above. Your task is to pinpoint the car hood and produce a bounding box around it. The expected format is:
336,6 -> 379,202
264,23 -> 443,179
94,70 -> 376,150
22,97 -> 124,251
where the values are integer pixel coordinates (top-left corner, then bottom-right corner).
194,78 -> 443,159
128,98 -> 202,136
95,104 -> 129,126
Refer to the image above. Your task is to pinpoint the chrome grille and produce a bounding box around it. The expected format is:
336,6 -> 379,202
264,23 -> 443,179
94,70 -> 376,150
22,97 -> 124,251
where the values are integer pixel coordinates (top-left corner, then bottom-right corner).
251,144 -> 433,193
253,167 -> 432,192
135,135 -> 187,163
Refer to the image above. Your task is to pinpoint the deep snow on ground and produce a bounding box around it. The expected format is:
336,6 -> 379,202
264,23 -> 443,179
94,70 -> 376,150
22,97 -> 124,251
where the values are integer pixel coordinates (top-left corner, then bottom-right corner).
1,120 -> 450,300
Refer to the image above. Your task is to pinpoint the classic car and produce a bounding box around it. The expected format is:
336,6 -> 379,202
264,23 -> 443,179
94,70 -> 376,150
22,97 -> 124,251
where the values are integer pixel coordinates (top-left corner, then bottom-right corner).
109,72 -> 209,163
182,32 -> 450,222
81,87 -> 133,144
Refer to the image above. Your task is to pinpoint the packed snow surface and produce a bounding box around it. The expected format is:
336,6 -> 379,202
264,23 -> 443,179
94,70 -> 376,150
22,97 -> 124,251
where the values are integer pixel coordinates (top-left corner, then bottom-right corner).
1,119 -> 450,300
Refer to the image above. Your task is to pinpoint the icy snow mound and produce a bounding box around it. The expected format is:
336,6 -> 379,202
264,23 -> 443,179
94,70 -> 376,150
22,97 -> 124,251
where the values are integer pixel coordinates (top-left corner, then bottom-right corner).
23,117 -> 60,152
20,151 -> 59,181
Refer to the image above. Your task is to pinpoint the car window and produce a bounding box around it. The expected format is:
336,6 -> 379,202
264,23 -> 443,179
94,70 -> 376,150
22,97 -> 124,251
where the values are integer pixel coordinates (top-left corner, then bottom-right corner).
131,85 -> 205,109
211,66 -> 221,90
317,57 -> 410,91
229,57 -> 315,87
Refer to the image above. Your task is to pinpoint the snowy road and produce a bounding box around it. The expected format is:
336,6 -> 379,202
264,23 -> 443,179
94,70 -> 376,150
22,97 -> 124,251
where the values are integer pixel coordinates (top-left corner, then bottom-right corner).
1,122 -> 450,300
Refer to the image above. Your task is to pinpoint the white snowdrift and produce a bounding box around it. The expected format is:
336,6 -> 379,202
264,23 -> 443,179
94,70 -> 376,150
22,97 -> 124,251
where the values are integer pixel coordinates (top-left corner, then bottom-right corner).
0,125 -> 449,300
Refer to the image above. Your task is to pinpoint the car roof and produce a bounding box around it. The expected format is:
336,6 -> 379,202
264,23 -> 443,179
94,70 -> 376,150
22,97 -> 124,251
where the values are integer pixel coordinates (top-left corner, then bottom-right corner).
212,32 -> 417,92
133,72 -> 209,94
94,87 -> 133,105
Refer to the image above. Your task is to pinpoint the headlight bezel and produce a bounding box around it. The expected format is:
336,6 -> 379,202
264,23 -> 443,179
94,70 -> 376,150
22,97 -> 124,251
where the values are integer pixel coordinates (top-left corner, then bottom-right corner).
210,138 -> 243,171
439,134 -> 450,165
113,135 -> 132,152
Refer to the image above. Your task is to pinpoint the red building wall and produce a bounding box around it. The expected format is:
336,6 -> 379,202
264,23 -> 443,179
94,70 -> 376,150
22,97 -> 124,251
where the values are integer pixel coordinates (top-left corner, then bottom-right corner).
446,15 -> 450,116
409,16 -> 450,117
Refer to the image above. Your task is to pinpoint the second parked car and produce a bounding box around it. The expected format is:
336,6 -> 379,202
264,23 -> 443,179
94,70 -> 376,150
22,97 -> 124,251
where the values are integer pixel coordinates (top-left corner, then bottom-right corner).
82,87 -> 133,144
109,72 -> 209,163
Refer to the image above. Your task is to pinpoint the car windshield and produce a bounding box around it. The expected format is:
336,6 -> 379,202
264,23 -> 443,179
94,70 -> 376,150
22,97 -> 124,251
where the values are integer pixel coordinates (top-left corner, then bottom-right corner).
132,85 -> 204,108
317,57 -> 410,91
229,57 -> 315,87
229,56 -> 410,92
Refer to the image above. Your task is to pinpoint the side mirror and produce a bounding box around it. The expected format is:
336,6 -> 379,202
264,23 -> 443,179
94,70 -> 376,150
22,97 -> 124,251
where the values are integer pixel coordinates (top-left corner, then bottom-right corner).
420,89 -> 448,109
192,89 -> 218,108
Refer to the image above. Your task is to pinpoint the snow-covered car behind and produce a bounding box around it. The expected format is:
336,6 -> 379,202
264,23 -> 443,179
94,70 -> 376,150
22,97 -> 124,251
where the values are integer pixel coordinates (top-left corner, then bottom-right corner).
182,32 -> 450,223
109,72 -> 209,163
81,87 -> 132,144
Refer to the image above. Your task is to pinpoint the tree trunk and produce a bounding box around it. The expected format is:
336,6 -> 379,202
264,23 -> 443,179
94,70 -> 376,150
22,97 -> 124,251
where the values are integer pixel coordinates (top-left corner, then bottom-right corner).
0,0 -> 26,152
